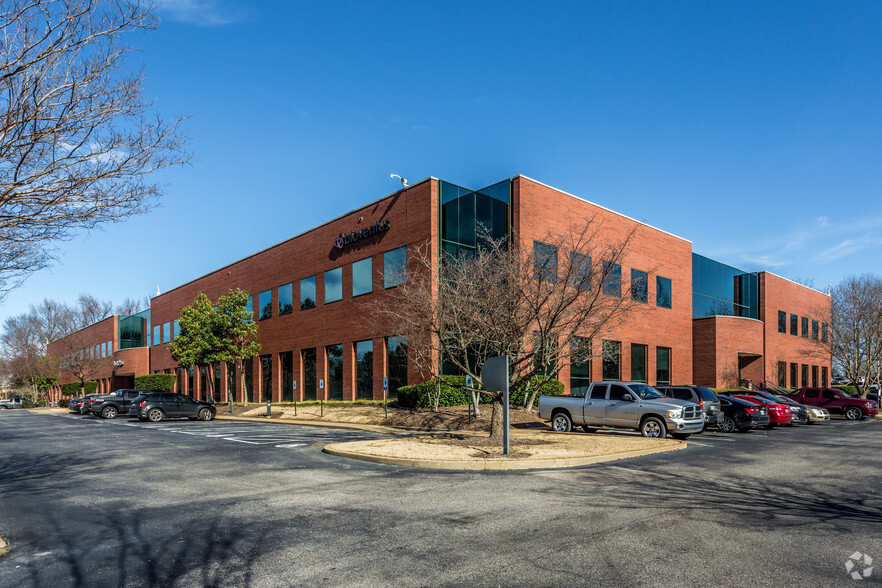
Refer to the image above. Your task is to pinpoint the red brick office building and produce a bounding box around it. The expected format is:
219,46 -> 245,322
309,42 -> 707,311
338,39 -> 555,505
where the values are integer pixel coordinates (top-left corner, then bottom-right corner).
46,175 -> 831,403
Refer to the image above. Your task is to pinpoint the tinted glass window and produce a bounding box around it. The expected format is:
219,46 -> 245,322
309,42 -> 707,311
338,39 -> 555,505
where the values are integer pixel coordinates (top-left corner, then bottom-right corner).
656,276 -> 672,308
384,247 -> 407,288
300,276 -> 316,310
673,389 -> 692,400
162,322 -> 171,344
602,340 -> 620,380
631,269 -> 648,303
821,389 -> 836,400
356,340 -> 373,399
812,320 -> 819,340
631,343 -> 647,382
656,347 -> 671,385
353,258 -> 372,297
278,283 -> 293,315
801,317 -> 809,338
153,325 -> 160,346
602,261 -> 621,297
325,267 -> 342,303
326,344 -> 343,400
259,289 -> 272,320
609,384 -> 630,401
695,387 -> 718,401
589,384 -> 608,399
386,336 -> 407,398
778,311 -> 786,333
570,252 -> 591,290
534,241 -> 558,283
570,336 -> 591,396
790,314 -> 798,335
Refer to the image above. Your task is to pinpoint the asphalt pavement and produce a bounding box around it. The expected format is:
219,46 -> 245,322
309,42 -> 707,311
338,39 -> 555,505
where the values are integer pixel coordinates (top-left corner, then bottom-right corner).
1,411 -> 881,587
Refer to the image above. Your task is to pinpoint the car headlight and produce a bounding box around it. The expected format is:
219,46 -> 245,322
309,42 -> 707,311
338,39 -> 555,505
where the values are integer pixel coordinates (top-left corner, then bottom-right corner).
667,409 -> 682,419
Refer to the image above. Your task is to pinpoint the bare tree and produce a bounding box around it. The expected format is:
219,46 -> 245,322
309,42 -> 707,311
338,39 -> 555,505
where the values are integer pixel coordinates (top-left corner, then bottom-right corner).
0,312 -> 58,402
115,295 -> 149,316
74,293 -> 113,328
0,0 -> 190,297
377,219 -> 636,440
56,330 -> 108,395
827,274 -> 882,397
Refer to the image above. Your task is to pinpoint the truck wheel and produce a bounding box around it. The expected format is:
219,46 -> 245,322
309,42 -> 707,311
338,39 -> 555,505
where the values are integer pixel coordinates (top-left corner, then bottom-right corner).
718,416 -> 735,433
100,406 -> 117,419
640,416 -> 667,438
845,407 -> 863,420
147,408 -> 164,422
551,412 -> 573,432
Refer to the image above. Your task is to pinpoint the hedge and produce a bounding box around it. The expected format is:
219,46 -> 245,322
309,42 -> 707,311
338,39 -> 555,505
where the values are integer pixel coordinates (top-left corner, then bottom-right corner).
61,381 -> 97,396
396,376 -> 565,408
833,385 -> 861,397
134,374 -> 177,392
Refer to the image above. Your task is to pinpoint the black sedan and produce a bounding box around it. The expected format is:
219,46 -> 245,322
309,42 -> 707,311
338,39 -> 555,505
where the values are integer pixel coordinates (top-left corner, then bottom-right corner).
128,392 -> 216,422
717,395 -> 771,432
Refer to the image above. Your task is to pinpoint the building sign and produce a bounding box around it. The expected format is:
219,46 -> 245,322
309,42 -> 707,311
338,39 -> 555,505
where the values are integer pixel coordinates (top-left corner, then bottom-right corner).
113,360 -> 125,367
335,219 -> 390,249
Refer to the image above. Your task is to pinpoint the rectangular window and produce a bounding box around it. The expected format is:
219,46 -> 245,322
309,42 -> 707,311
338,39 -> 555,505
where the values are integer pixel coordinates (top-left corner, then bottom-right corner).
777,361 -> 787,387
107,340 -> 113,355
163,322 -> 171,344
302,348 -> 317,400
153,325 -> 160,346
630,269 -> 648,303
602,261 -> 622,297
356,340 -> 373,399
812,320 -> 819,340
811,365 -> 818,388
570,337 -> 591,396
300,276 -> 316,310
602,340 -> 621,380
278,283 -> 293,315
260,354 -> 273,402
821,322 -> 828,343
227,362 -> 237,403
325,267 -> 343,303
280,351 -> 293,401
533,241 -> 558,283
570,252 -> 591,290
778,311 -> 787,333
259,289 -> 272,320
630,343 -> 647,382
326,344 -> 343,400
243,358 -> 253,403
801,364 -> 808,387
656,276 -> 672,308
387,336 -> 408,399
822,366 -> 828,388
656,347 -> 671,385
245,296 -> 253,322
173,320 -> 180,340
384,247 -> 407,288
790,363 -> 798,388
801,317 -> 809,338
352,257 -> 373,297
790,313 -> 798,336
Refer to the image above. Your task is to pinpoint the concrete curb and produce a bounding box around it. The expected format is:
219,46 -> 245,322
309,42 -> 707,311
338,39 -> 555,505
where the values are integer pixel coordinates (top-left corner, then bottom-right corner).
322,440 -> 687,470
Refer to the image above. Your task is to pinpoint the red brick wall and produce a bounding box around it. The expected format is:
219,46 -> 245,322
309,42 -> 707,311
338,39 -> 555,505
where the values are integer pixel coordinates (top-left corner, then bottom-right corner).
512,176 -> 693,389
692,316 -> 764,387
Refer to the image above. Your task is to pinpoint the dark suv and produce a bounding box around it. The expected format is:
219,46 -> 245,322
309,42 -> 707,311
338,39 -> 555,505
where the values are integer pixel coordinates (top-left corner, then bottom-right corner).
129,393 -> 216,422
655,385 -> 723,428
87,389 -> 152,419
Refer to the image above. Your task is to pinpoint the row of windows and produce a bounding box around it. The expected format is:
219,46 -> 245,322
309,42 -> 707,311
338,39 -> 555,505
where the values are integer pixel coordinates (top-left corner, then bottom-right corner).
82,340 -> 113,359
568,337 -> 672,395
776,361 -> 829,389
533,241 -> 672,309
776,311 -> 827,342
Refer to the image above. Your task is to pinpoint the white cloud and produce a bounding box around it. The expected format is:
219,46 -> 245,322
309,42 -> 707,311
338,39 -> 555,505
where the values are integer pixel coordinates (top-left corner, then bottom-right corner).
158,0 -> 251,27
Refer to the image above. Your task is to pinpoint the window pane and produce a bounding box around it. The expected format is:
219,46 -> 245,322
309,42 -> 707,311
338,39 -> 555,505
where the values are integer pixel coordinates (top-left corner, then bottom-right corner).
153,325 -> 160,346
259,290 -> 272,320
801,317 -> 809,338
778,311 -> 786,333
631,269 -> 648,303
602,340 -> 621,380
602,262 -> 621,297
302,348 -> 316,400
280,351 -> 293,401
812,320 -> 819,340
570,252 -> 591,290
387,336 -> 407,398
326,344 -> 343,400
777,361 -> 787,387
261,354 -> 273,401
300,276 -> 316,310
163,322 -> 170,343
656,276 -> 672,308
356,340 -> 373,399
353,258 -> 373,297
790,314 -> 798,335
245,296 -> 253,320
656,347 -> 671,385
570,337 -> 591,395
384,247 -> 407,289
325,267 -> 342,303
790,363 -> 797,387
631,344 -> 647,382
801,364 -> 808,387
821,322 -> 828,343
279,283 -> 293,315
534,241 -> 558,283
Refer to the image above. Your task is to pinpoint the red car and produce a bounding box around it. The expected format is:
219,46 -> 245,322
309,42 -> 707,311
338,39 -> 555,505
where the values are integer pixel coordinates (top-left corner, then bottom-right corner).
730,395 -> 793,428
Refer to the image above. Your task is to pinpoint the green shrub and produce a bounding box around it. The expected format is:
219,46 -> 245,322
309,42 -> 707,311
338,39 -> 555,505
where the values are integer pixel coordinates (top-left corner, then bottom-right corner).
396,376 -> 564,408
58,398 -> 70,408
61,381 -> 97,396
833,385 -> 859,397
21,400 -> 34,408
135,374 -> 177,392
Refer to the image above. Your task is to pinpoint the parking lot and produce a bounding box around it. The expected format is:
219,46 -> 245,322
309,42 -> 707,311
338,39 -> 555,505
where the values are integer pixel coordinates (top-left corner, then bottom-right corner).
1,411 -> 881,587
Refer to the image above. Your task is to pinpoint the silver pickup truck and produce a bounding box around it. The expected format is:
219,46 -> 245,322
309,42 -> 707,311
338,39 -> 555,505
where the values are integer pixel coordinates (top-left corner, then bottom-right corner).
538,381 -> 704,439
0,396 -> 24,409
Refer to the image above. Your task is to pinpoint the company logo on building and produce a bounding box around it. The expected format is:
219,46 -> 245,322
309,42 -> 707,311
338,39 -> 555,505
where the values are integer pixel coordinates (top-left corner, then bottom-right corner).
335,219 -> 390,249
846,552 -> 873,580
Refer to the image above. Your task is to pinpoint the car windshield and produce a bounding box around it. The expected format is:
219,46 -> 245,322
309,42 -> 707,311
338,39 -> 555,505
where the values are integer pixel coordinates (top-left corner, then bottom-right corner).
627,384 -> 665,400
744,396 -> 772,405
695,387 -> 718,401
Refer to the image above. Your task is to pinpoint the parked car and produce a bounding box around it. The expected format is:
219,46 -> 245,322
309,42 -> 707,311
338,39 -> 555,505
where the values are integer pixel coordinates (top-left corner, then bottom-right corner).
772,394 -> 830,423
716,395 -> 770,432
744,390 -> 808,425
655,385 -> 723,428
789,387 -> 878,420
79,394 -> 104,415
538,381 -> 704,439
129,392 -> 216,422
0,396 -> 24,409
830,376 -> 850,386
68,397 -> 84,413
87,388 -> 152,419
728,394 -> 793,428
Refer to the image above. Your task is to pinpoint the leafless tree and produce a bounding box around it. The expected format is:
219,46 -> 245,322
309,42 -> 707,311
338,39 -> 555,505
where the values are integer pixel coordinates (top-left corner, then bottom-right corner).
0,312 -> 57,401
73,293 -> 113,328
0,0 -> 191,297
56,330 -> 108,394
115,295 -> 149,316
826,274 -> 882,397
377,219 -> 637,440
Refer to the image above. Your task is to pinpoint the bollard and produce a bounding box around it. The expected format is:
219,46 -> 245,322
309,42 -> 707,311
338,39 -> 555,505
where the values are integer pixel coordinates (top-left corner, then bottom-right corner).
321,398 -> 323,417
294,399 -> 297,416
266,399 -> 271,418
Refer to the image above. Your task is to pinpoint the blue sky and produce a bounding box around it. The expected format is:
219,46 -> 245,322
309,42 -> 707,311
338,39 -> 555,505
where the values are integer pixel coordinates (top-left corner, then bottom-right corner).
3,0 -> 881,322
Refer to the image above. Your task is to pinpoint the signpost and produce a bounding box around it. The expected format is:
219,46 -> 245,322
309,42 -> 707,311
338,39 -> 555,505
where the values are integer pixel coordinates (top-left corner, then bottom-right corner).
482,356 -> 510,455
319,378 -> 324,416
465,375 -> 474,424
293,380 -> 297,416
383,376 -> 388,419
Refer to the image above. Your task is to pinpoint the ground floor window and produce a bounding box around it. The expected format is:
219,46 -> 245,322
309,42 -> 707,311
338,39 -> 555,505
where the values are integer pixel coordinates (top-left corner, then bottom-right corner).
188,366 -> 194,398
656,347 -> 671,385
631,343 -> 647,382
777,361 -> 786,387
801,364 -> 808,388
261,354 -> 273,402
822,366 -> 828,388
302,348 -> 317,400
327,344 -> 344,400
386,336 -> 407,399
602,340 -> 621,381
790,363 -> 797,389
280,351 -> 293,401
570,337 -> 591,396
356,340 -> 373,399
811,365 -> 818,388
200,366 -> 208,400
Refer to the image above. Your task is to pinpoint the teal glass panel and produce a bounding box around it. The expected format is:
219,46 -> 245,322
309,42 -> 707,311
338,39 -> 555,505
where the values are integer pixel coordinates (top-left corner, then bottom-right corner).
656,347 -> 671,385
245,296 -> 253,322
631,343 -> 647,382
280,351 -> 293,401
153,325 -> 160,347
384,247 -> 406,288
325,267 -> 342,303
326,344 -> 343,400
692,254 -> 757,318
279,283 -> 293,315
118,315 -> 144,349
173,319 -> 180,339
302,348 -> 317,400
300,276 -> 316,310
356,340 -> 373,399
162,322 -> 170,344
656,276 -> 672,308
352,258 -> 372,297
259,290 -> 272,320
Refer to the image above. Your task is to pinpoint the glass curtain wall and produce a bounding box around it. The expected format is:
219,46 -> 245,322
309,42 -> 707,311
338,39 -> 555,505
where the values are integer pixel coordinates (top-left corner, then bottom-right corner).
280,351 -> 294,401
440,179 -> 510,259
692,254 -> 758,319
